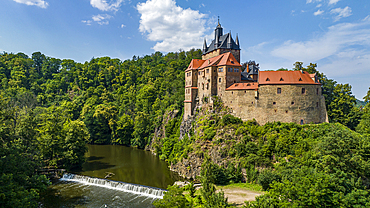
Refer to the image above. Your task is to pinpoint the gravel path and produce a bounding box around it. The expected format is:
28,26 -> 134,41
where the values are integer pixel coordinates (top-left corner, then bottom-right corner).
218,187 -> 262,207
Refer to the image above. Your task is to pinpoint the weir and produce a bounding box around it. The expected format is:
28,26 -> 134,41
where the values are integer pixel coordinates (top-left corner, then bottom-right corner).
61,173 -> 165,199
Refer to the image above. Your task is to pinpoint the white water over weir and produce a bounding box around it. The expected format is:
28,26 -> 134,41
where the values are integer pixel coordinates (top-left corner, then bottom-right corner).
61,173 -> 165,199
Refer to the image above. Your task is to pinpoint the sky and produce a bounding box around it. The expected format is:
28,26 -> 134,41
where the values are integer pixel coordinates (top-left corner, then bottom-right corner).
0,0 -> 369,99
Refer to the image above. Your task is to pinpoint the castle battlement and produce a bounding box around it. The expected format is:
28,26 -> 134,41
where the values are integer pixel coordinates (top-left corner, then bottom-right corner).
184,23 -> 328,125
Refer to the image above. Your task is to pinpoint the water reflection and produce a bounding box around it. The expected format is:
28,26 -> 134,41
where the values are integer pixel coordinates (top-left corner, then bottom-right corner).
75,145 -> 181,189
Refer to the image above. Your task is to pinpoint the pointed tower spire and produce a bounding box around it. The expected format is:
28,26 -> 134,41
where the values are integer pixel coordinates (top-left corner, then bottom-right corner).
203,38 -> 207,53
214,16 -> 222,48
235,33 -> 239,46
227,32 -> 232,48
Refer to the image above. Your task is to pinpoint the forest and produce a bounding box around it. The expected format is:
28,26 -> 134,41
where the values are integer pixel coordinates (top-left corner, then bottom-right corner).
0,49 -> 369,207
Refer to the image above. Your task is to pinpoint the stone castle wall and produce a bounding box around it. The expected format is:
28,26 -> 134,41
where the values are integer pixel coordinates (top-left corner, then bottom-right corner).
222,84 -> 328,125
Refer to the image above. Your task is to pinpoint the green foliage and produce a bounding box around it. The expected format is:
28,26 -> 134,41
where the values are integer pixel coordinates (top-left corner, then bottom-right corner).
220,114 -> 243,126
153,185 -> 192,208
257,169 -> 280,191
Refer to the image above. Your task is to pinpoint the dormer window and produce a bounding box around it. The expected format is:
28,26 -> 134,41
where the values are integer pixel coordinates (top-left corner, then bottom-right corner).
231,61 -> 234,64
266,78 -> 270,81
299,78 -> 302,81
280,78 -> 284,81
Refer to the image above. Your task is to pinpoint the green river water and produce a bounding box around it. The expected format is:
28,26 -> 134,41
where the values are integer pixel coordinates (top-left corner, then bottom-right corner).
39,145 -> 181,208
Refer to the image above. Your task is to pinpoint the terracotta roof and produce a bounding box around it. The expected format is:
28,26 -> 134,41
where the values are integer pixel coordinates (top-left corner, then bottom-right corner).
259,71 -> 320,85
226,82 -> 258,91
186,52 -> 241,72
185,59 -> 205,72
217,53 -> 241,67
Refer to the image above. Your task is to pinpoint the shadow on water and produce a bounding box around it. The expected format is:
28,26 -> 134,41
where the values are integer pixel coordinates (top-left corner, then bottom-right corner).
82,160 -> 116,172
86,156 -> 105,161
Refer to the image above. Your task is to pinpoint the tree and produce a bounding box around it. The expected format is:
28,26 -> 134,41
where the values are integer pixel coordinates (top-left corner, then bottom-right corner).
328,84 -> 359,128
63,120 -> 90,169
152,185 -> 192,208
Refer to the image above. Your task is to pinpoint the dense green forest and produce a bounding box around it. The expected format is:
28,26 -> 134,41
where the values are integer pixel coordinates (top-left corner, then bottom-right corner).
1,50 -> 369,207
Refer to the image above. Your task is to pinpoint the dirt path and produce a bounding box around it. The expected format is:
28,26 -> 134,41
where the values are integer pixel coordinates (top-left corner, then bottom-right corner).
217,187 -> 262,207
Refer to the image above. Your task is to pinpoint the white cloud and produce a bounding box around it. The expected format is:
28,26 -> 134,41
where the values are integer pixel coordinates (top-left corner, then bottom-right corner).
82,20 -> 92,25
137,0 -> 208,52
314,9 -> 324,16
271,16 -> 370,76
82,14 -> 112,25
316,4 -> 322,8
121,24 -> 126,28
90,0 -> 124,12
330,6 -> 352,22
306,0 -> 322,4
13,0 -> 48,8
92,14 -> 112,25
328,0 -> 340,5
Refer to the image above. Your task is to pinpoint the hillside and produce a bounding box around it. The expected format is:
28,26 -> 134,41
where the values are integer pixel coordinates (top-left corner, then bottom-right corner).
1,50 -> 370,207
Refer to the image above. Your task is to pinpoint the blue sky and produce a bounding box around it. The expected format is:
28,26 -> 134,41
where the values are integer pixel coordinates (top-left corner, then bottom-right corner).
0,0 -> 369,99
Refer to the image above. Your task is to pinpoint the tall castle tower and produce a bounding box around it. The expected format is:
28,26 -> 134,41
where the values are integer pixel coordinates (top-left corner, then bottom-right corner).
202,20 -> 241,63
184,21 -> 242,119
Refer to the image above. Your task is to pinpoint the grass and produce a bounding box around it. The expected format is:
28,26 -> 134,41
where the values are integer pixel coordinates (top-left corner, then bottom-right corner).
216,182 -> 264,193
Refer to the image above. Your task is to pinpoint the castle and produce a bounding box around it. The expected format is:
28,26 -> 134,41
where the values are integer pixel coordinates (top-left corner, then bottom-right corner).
184,22 -> 328,125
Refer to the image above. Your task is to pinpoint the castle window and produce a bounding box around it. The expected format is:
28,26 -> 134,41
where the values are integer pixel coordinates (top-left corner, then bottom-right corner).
302,88 -> 306,94
251,102 -> 254,104
235,68 -> 239,72
274,109 -> 277,112
277,88 -> 281,94
273,101 -> 276,105
245,91 -> 246,93
232,92 -> 233,94
316,88 -> 319,95
231,61 -> 234,64
218,67 -> 223,72
266,78 -> 270,81
286,110 -> 288,113
316,102 -> 319,108
300,119 -> 304,125
299,78 -> 303,81
206,83 -> 209,90
228,68 -> 233,72
214,70 -> 215,72
219,78 -> 221,82
206,69 -> 209,73
202,83 -> 204,90
291,101 -> 295,105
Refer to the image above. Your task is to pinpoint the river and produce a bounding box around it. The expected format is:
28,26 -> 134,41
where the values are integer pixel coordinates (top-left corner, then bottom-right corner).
39,145 -> 181,207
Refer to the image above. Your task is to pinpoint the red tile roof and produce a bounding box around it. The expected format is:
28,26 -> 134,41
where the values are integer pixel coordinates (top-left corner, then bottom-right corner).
226,82 -> 258,90
259,71 -> 320,85
185,59 -> 205,72
185,52 -> 241,72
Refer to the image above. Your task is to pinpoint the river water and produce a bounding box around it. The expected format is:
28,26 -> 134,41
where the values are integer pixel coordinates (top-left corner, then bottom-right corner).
39,145 -> 181,208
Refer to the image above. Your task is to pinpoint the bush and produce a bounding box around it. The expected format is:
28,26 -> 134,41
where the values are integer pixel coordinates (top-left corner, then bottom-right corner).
257,169 -> 280,191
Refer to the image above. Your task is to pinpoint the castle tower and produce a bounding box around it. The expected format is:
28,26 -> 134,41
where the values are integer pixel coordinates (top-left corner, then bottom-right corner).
202,20 -> 241,63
